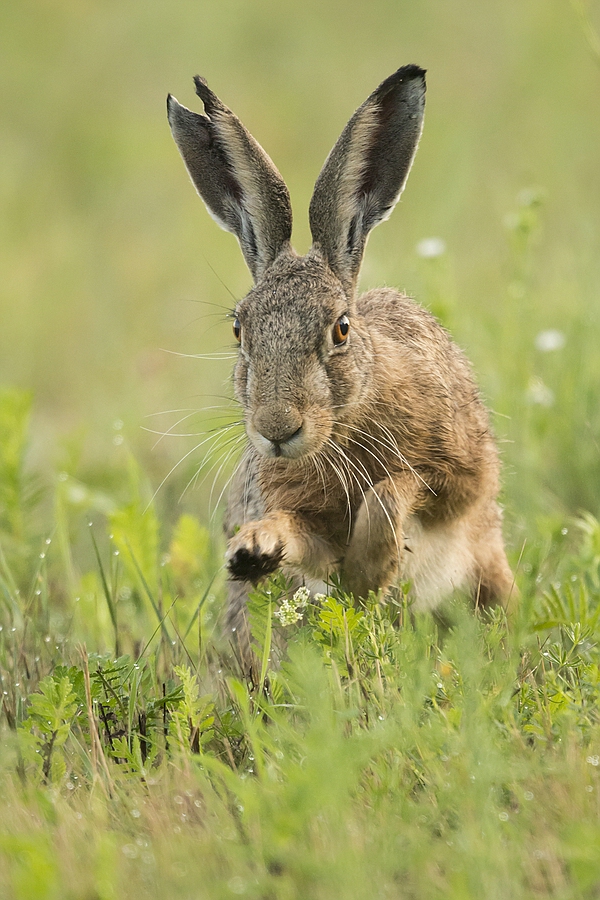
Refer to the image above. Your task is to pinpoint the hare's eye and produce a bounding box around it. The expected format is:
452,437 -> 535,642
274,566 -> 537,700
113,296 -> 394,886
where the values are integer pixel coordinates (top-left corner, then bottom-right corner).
233,318 -> 241,342
332,315 -> 350,346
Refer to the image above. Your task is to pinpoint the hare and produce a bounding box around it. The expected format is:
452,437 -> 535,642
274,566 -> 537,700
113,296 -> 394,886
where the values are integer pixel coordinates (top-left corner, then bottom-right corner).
167,65 -> 515,642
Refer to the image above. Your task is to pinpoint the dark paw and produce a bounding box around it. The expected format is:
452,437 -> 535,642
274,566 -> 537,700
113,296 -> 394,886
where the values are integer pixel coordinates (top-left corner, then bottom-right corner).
228,543 -> 284,583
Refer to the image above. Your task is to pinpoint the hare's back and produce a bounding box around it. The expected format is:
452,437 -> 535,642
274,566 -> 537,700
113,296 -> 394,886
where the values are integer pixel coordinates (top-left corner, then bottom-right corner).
357,287 -> 454,351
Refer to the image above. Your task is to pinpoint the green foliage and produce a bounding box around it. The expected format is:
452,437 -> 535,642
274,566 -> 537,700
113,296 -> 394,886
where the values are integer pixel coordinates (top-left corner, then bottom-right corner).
169,664 -> 215,752
17,674 -> 79,783
168,514 -> 210,588
108,458 -> 160,600
0,388 -> 32,543
4,504 -> 600,896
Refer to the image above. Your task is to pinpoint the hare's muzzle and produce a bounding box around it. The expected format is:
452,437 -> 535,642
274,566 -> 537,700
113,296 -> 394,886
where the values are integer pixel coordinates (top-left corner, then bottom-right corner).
250,405 -> 304,459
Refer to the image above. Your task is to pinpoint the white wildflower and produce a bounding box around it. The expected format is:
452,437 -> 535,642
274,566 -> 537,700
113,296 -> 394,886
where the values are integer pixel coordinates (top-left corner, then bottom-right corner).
274,599 -> 302,626
292,586 -> 311,609
416,237 -> 446,258
535,329 -> 565,352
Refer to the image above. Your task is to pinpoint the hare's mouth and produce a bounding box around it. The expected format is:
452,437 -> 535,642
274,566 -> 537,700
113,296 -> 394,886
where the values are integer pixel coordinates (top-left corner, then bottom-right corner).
247,422 -> 307,460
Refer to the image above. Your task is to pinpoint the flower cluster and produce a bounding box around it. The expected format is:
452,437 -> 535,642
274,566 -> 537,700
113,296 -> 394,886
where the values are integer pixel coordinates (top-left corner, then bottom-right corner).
274,586 -> 312,626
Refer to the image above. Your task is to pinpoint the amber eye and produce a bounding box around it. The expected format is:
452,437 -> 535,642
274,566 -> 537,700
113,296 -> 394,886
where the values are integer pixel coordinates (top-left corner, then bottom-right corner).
233,317 -> 241,342
332,314 -> 350,346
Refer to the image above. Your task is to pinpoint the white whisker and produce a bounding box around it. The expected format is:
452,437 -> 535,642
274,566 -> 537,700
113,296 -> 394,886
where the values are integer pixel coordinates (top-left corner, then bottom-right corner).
146,425 -> 240,510
180,431 -> 245,503
159,348 -> 238,360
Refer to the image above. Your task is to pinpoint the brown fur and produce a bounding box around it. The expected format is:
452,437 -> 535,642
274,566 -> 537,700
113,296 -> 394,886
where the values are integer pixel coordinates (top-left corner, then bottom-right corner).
167,66 -> 515,648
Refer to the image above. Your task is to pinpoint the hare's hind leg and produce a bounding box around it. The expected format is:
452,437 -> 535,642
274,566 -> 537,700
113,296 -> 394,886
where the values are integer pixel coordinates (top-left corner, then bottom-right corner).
403,506 -> 516,614
470,506 -> 516,612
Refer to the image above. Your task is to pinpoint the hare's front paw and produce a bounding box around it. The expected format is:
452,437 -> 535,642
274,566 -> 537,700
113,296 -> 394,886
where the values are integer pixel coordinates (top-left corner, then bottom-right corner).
226,521 -> 285,583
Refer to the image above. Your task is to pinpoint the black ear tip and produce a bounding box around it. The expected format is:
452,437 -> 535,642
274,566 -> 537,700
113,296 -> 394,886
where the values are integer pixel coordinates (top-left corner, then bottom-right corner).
193,74 -> 217,110
393,65 -> 426,89
374,65 -> 426,102
399,64 -> 427,80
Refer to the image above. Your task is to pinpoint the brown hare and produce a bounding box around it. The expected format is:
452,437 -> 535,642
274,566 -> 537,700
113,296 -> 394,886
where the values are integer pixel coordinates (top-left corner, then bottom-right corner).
167,65 -> 514,642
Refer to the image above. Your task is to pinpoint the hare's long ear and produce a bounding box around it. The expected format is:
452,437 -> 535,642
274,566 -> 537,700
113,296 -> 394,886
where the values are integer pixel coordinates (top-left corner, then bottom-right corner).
309,65 -> 425,292
167,77 -> 292,281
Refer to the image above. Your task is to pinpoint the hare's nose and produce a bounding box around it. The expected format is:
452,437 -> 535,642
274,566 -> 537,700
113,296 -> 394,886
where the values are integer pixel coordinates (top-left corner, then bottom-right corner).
253,406 -> 303,446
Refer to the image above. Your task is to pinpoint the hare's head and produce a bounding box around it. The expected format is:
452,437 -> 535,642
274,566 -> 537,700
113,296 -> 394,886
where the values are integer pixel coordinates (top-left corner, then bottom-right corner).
167,67 -> 425,460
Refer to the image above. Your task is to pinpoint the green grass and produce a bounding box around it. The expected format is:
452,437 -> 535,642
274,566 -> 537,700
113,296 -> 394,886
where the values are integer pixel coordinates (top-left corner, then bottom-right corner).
2,0 -> 600,895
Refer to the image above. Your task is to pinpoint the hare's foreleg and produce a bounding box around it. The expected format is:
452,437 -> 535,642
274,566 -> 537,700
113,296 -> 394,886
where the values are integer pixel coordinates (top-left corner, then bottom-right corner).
341,476 -> 422,599
226,512 -> 338,584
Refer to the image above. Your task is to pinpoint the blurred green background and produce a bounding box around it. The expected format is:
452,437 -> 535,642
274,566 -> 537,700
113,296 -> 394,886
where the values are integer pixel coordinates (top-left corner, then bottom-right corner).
1,0 -> 599,545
